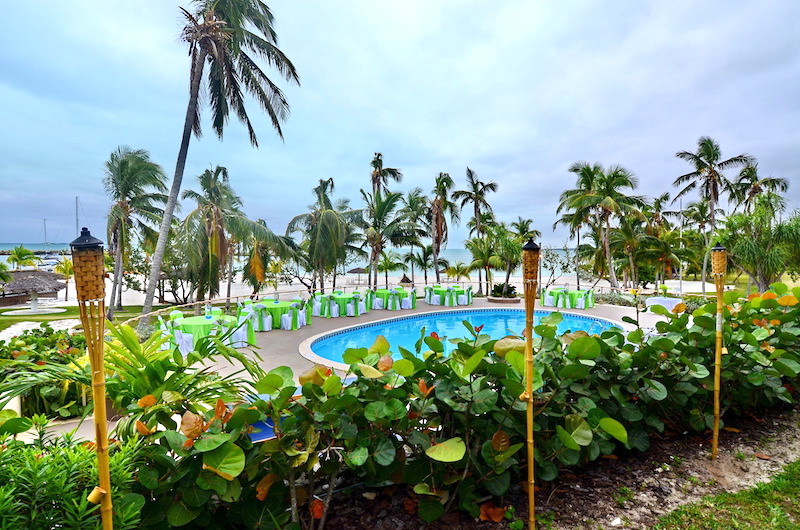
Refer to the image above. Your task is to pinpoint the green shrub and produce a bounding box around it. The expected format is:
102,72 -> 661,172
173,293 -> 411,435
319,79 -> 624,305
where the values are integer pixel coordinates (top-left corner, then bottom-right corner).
0,414 -> 145,529
491,283 -> 517,297
0,323 -> 87,418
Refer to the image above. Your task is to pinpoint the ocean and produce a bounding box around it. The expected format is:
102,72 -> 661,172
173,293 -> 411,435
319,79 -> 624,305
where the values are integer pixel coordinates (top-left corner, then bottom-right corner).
0,244 -> 574,277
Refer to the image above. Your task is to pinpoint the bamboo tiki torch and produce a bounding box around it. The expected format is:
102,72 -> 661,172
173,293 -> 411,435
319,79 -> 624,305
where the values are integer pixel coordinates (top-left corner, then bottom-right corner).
521,238 -> 540,528
711,243 -> 727,460
71,228 -> 113,529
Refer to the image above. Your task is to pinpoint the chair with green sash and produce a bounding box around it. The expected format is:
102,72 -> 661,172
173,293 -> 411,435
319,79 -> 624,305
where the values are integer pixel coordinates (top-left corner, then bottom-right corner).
252,303 -> 272,331
443,288 -> 457,307
387,290 -> 402,311
280,303 -> 301,330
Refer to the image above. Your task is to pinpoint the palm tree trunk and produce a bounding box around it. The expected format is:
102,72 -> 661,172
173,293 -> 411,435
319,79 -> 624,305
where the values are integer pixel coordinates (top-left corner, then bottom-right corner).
576,229 -> 581,290
64,279 -> 69,302
477,268 -> 483,296
139,51 -> 206,332
225,253 -> 234,311
628,254 -> 637,289
604,216 -> 619,289
107,230 -> 124,318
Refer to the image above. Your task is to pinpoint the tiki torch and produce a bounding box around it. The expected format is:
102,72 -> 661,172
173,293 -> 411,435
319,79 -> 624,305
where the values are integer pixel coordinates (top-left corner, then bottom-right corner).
521,238 -> 540,528
71,228 -> 113,529
711,243 -> 727,460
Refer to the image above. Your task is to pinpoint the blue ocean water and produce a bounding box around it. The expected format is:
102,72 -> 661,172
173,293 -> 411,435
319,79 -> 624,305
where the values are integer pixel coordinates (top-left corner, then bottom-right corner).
0,243 -> 70,265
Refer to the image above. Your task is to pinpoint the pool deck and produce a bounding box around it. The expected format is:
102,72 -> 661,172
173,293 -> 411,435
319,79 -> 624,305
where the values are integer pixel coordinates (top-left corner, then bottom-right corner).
214,297 -> 665,380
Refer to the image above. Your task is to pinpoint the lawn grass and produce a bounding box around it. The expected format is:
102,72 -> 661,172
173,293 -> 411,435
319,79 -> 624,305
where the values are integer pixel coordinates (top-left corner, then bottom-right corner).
0,305 -> 172,333
654,460 -> 800,529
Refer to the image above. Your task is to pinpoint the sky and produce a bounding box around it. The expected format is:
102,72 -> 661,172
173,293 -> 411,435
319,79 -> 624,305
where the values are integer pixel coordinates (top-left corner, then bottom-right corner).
1,0 -> 798,248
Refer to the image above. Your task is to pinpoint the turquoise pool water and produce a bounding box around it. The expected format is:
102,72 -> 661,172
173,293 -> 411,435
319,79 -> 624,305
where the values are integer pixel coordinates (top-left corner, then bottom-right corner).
310,308 -> 619,362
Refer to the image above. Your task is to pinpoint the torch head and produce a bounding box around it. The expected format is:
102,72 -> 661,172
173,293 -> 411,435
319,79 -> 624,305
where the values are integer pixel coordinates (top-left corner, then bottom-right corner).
70,227 -> 105,302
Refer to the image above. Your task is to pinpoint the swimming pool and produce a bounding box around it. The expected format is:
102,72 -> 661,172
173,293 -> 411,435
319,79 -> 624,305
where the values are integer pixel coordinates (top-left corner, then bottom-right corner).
308,308 -> 620,364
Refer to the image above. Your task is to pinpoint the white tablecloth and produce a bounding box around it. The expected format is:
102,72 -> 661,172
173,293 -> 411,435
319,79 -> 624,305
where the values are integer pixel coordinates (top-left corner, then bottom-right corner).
645,296 -> 683,311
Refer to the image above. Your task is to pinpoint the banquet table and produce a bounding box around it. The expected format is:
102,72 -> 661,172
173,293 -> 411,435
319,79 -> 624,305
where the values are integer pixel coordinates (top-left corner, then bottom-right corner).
645,296 -> 683,311
178,315 -> 243,348
433,287 -> 464,305
259,300 -> 295,329
373,288 -> 406,308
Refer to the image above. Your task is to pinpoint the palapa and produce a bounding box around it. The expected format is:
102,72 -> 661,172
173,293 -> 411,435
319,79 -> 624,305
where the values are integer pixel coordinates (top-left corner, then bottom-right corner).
1,270 -> 66,295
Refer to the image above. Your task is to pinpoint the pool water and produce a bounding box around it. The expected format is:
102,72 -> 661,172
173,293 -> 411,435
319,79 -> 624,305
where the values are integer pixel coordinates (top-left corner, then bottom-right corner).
310,308 -> 618,362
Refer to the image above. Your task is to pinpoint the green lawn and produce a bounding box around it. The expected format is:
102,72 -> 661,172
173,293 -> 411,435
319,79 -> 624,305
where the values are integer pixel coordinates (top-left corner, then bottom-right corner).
654,460 -> 800,529
0,305 -> 171,333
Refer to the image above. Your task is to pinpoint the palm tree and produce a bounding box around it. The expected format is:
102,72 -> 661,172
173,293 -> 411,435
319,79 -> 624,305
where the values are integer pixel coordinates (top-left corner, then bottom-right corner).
370,153 -> 403,195
140,0 -> 300,326
488,224 -> 522,295
645,192 -> 673,238
404,244 -> 443,286
54,259 -> 74,302
376,250 -> 407,288
444,262 -> 472,283
555,162 -> 604,290
566,164 -> 645,289
452,168 -> 497,294
673,136 -> 753,294
287,178 -> 349,292
104,146 -> 167,317
731,162 -> 789,214
6,246 -> 39,270
360,190 -> 414,290
401,187 -> 430,286
609,218 -> 649,288
467,212 -> 495,237
465,236 -> 501,294
0,262 -> 12,284
510,216 -> 541,242
430,172 -> 459,284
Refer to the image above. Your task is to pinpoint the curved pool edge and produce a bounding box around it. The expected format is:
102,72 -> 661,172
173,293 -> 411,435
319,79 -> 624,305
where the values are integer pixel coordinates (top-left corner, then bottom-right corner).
298,308 -> 628,372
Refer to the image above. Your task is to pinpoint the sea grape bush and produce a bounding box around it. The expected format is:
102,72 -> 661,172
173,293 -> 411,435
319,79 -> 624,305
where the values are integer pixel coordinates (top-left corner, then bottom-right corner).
125,284 -> 800,526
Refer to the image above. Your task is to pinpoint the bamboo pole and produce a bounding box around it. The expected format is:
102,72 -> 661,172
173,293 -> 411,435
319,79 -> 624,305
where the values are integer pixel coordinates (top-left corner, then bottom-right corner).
521,238 -> 540,529
711,243 -> 727,460
71,228 -> 113,530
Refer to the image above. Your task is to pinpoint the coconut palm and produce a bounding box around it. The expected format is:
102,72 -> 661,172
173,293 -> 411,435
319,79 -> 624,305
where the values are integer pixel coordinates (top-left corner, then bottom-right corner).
452,168 -> 497,294
731,162 -> 789,214
287,178 -> 350,292
7,246 -> 40,270
54,259 -> 74,301
360,190 -> 414,290
140,0 -> 300,325
510,216 -> 541,242
566,164 -> 645,289
465,236 -> 501,294
404,244 -> 445,286
488,224 -> 522,296
609,218 -> 650,288
376,250 -> 407,288
466,212 -> 495,237
401,187 -> 430,286
370,152 -> 403,195
430,172 -> 460,284
444,262 -> 472,283
104,146 -> 168,317
673,136 -> 753,293
0,262 -> 12,284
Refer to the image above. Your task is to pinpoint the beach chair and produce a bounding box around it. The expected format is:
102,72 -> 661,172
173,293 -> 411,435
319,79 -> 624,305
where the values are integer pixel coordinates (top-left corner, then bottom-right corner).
281,304 -> 301,330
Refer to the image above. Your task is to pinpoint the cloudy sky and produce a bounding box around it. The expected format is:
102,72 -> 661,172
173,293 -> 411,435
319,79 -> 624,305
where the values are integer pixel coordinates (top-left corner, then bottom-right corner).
2,0 -> 798,247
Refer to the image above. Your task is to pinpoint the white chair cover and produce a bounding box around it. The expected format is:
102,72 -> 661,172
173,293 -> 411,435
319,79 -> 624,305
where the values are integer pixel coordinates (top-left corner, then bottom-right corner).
543,291 -> 555,306
373,296 -> 384,310
328,297 -> 340,318
230,313 -> 252,347
312,295 -> 322,317
401,293 -> 412,310
171,319 -> 194,356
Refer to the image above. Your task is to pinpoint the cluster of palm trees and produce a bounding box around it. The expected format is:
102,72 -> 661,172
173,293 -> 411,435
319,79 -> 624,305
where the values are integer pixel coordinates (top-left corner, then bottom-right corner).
556,136 -> 795,294
286,154 -> 540,296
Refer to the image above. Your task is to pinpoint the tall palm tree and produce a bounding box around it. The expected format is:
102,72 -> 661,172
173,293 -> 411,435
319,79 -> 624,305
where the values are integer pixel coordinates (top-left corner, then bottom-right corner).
510,216 -> 541,242
645,192 -> 672,238
566,164 -> 645,289
488,223 -> 522,295
54,259 -> 74,302
370,152 -> 403,195
6,246 -> 39,270
430,172 -> 459,284
452,167 -> 497,237
465,236 -> 501,294
673,136 -> 753,294
287,178 -> 343,292
401,187 -> 430,286
555,162 -> 604,290
444,262 -> 472,283
452,168 -> 497,294
360,190 -> 414,289
404,244 -> 443,286
104,146 -> 167,317
140,0 -> 300,326
731,162 -> 789,214
466,211 -> 495,237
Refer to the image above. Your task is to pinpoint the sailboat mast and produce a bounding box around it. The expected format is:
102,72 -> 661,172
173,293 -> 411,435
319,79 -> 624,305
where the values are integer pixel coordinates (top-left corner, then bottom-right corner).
43,218 -> 48,252
76,196 -> 79,237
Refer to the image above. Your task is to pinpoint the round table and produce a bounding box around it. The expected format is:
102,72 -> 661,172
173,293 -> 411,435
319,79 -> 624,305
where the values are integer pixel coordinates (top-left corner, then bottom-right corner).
373,288 -> 406,308
433,287 -> 464,303
258,300 -> 295,328
178,315 -> 237,348
645,297 -> 683,311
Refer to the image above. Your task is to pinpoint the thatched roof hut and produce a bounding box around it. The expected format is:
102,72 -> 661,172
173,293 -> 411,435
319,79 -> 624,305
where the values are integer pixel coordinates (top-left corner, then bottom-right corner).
1,270 -> 66,295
